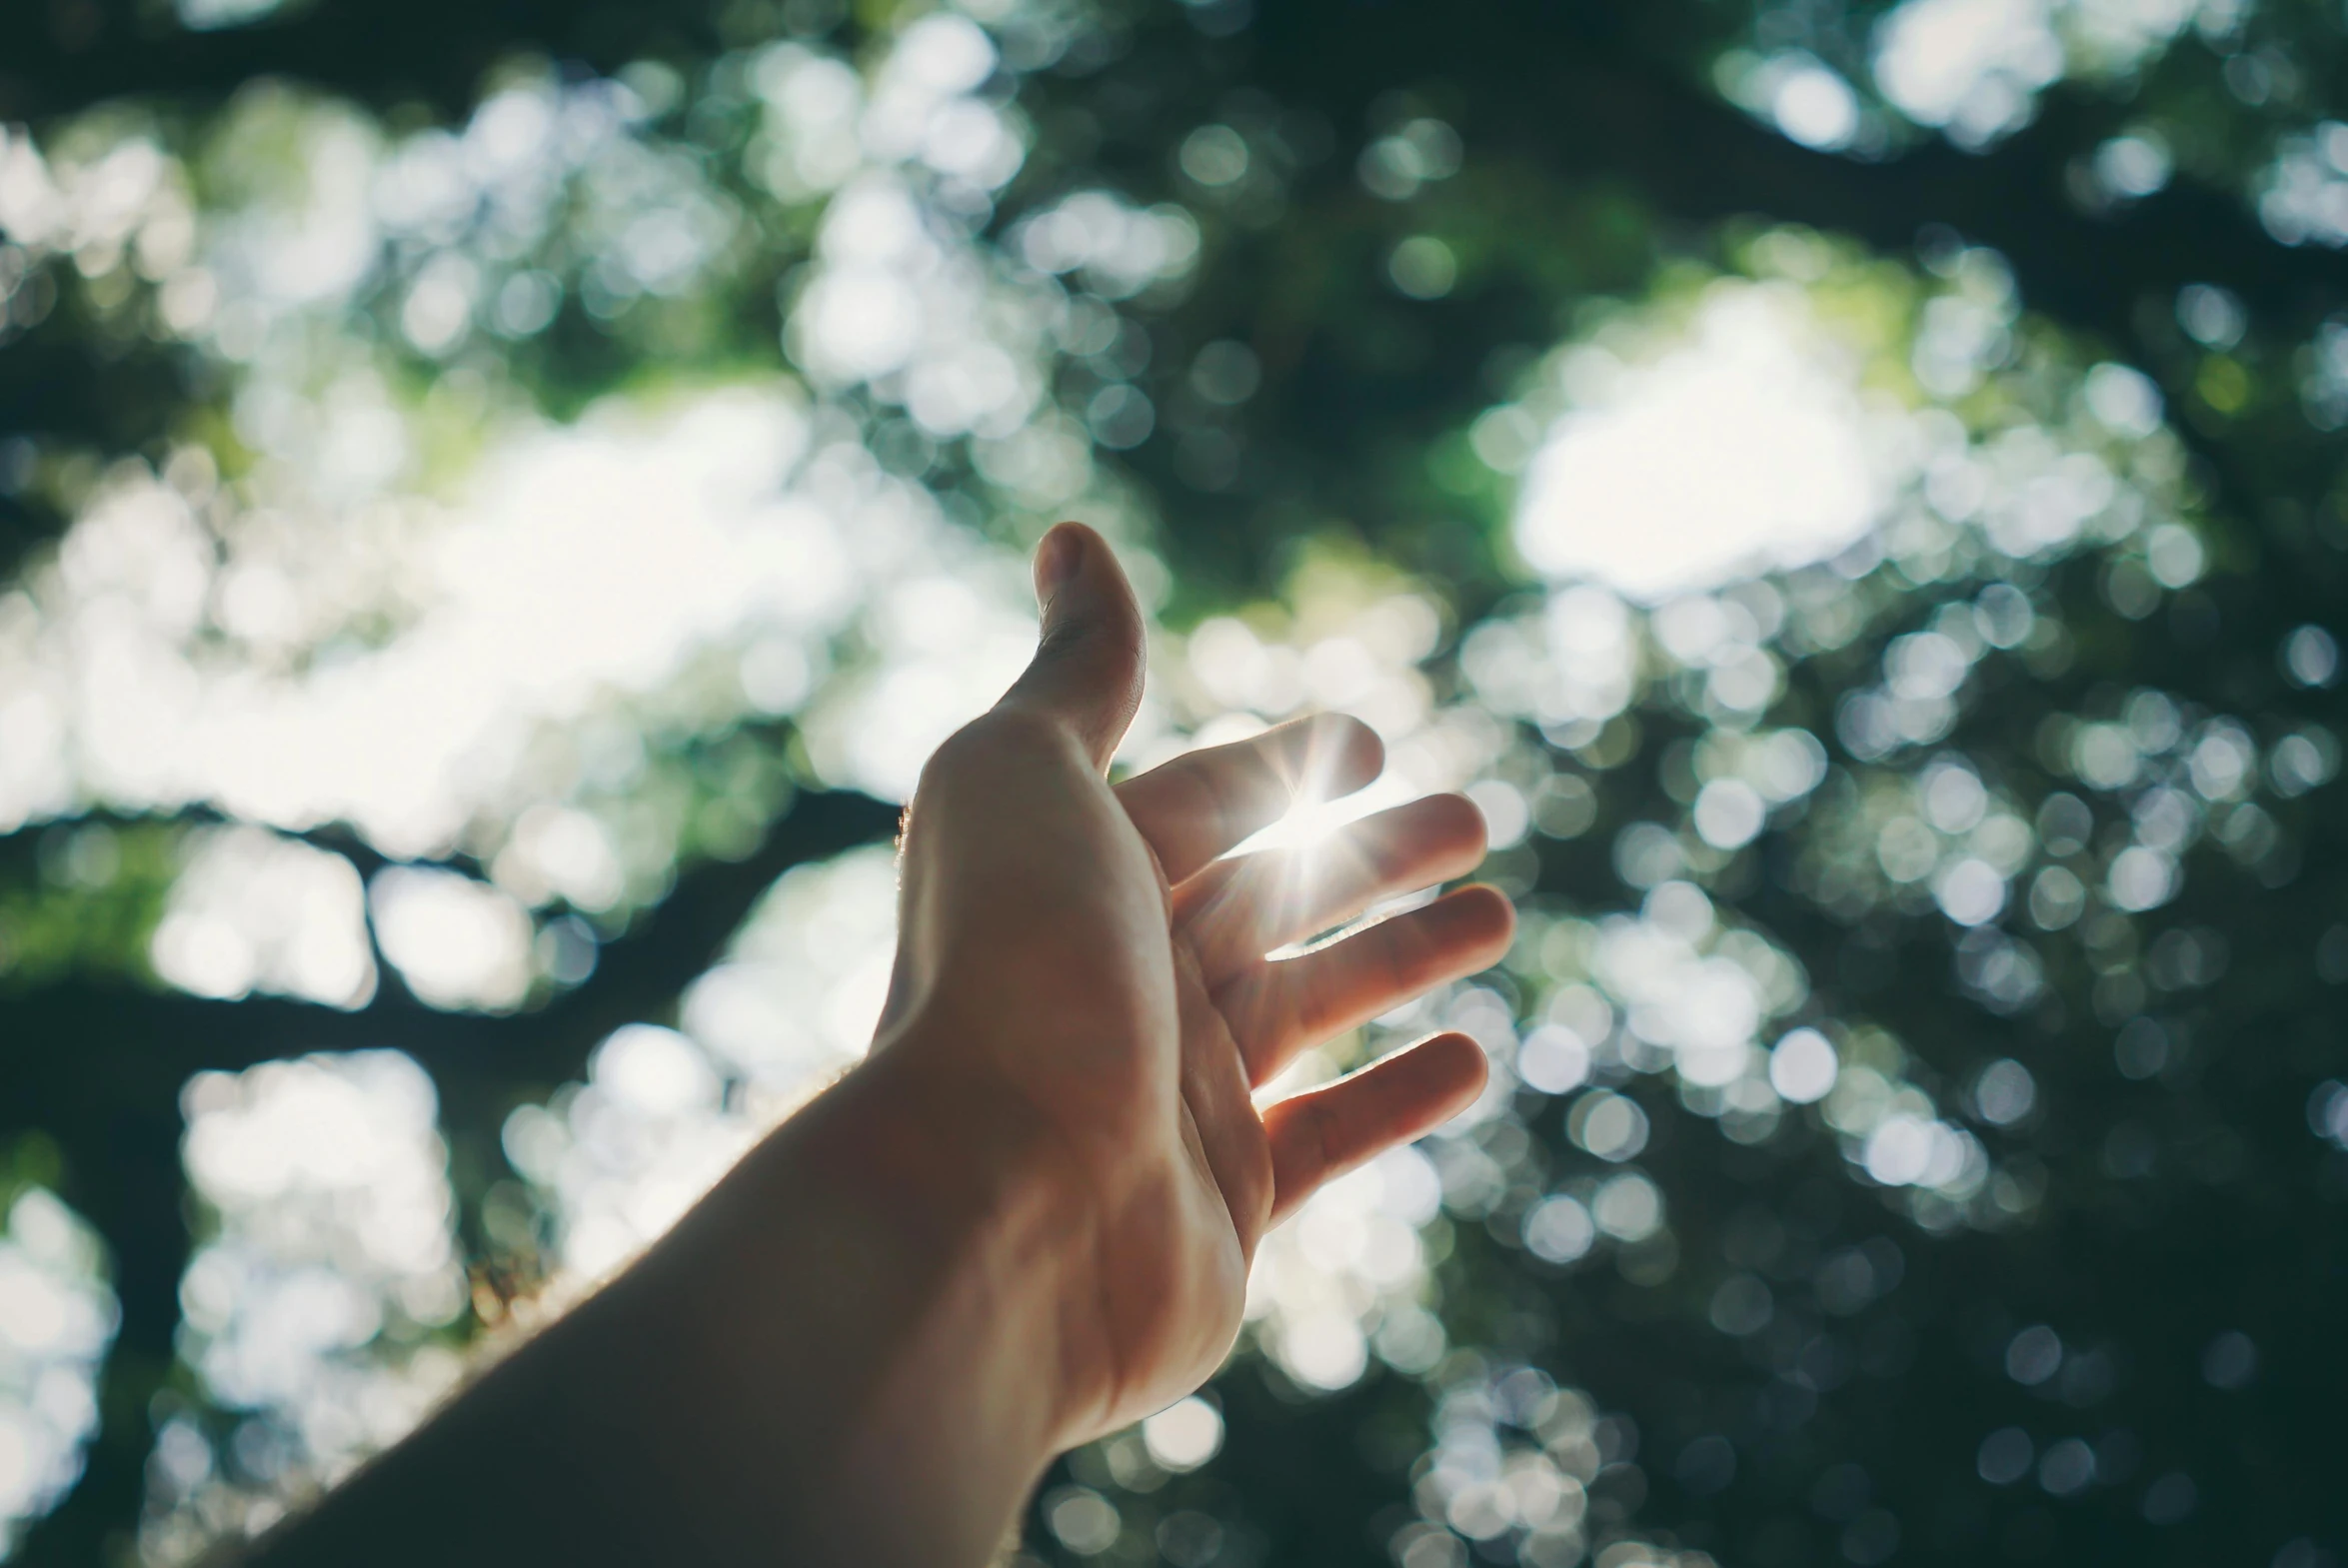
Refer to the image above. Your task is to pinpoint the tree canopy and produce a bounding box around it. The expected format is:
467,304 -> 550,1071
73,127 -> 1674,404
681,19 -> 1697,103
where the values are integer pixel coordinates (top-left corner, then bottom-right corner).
0,0 -> 2344,1564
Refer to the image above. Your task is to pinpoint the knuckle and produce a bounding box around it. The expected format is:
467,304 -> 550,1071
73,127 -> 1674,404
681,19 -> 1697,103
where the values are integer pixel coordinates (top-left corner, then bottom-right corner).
1040,618 -> 1146,698
1034,610 -> 1101,663
1036,606 -> 1140,677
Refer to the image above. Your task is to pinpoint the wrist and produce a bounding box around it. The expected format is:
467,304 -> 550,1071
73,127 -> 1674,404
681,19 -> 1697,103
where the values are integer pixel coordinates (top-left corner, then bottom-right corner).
843,1025 -> 1111,1446
546,1031 -> 1094,1565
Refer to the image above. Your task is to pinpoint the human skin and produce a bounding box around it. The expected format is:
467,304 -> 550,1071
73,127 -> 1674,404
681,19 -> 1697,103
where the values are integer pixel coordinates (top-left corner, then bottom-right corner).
241,523 -> 1514,1566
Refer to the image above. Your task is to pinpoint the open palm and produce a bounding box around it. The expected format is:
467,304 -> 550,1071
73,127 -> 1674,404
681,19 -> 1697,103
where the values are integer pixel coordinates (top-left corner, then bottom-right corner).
883,524 -> 1513,1447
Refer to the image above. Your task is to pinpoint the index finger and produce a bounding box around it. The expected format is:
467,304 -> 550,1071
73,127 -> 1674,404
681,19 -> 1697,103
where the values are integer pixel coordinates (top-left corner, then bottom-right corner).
1115,714 -> 1382,885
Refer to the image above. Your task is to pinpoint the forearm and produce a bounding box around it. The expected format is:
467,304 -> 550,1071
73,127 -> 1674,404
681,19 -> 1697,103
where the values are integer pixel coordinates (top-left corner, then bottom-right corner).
243,1043 -> 1081,1568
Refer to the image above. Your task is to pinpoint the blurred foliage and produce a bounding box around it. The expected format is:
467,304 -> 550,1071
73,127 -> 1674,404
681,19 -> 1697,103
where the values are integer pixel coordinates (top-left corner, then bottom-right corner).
0,821 -> 179,990
2,1 -> 2347,1567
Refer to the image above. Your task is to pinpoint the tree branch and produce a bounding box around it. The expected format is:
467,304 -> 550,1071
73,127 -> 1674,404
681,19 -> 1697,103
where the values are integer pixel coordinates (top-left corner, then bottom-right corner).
1,784 -> 899,1141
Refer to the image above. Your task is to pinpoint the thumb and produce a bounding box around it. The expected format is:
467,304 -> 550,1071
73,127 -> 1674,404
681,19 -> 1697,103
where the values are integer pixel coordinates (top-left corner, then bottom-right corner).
997,522 -> 1145,772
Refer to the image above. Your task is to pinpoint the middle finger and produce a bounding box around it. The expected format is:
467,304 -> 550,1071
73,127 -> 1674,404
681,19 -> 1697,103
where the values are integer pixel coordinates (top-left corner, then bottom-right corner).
1216,883 -> 1515,1085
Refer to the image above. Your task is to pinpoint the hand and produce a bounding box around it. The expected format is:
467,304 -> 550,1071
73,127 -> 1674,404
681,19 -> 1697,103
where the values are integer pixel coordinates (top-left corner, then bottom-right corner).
238,523 -> 1514,1568
880,522 -> 1514,1446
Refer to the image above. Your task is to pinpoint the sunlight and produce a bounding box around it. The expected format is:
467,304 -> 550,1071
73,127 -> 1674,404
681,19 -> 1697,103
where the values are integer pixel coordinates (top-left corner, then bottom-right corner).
0,1190 -> 115,1556
1872,0 -> 2062,144
150,826 -> 375,1006
157,1052 -> 464,1562
1228,784 -> 1389,861
1513,284 -> 1882,603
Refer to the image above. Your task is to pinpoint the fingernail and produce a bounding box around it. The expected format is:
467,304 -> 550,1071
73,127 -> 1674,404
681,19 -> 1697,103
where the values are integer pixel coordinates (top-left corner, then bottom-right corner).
1035,525 -> 1083,602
